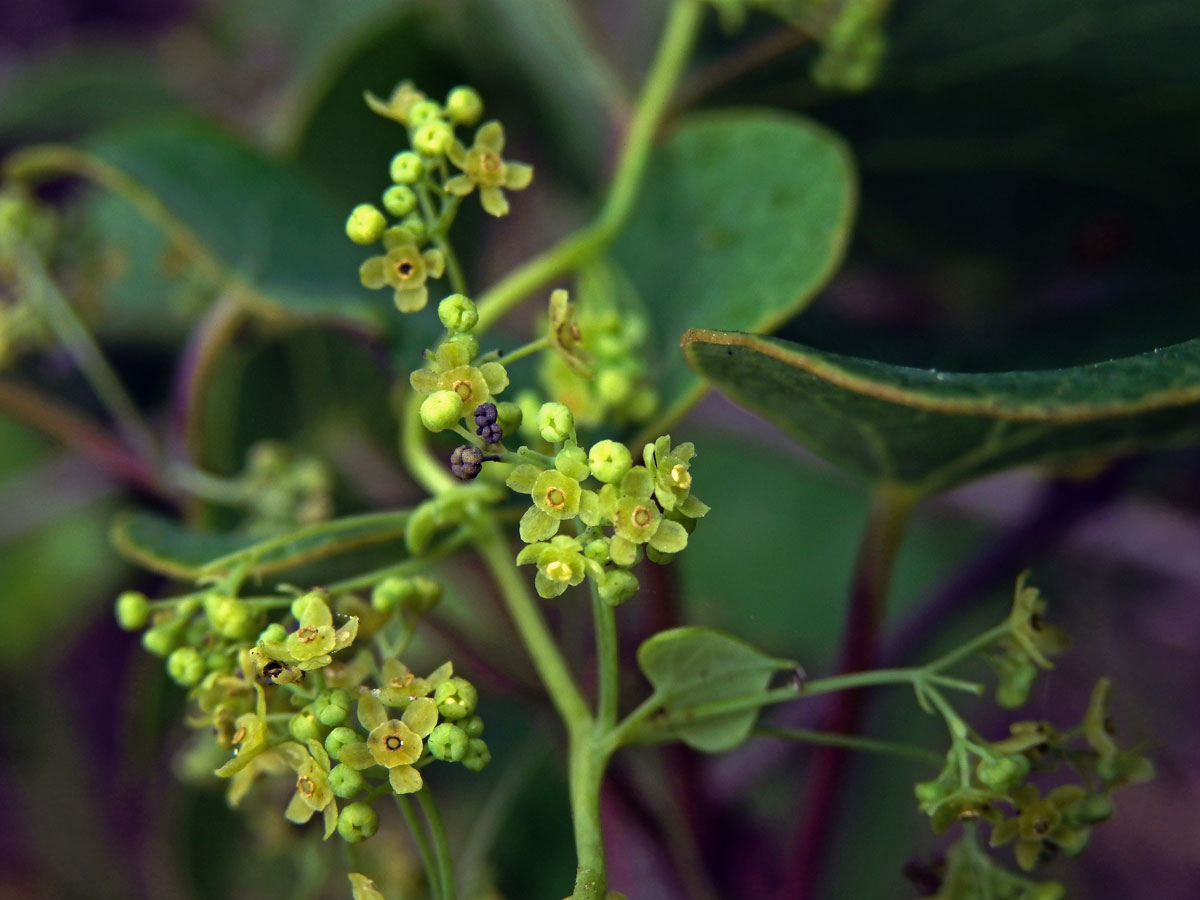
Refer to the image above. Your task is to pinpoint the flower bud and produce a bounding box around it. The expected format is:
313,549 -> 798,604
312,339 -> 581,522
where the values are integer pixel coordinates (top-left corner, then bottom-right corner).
588,440 -> 632,483
325,726 -> 360,760
166,647 -> 206,687
142,623 -> 180,657
329,763 -> 365,799
438,293 -> 479,333
444,86 -> 483,125
259,622 -> 288,643
413,121 -> 453,157
205,595 -> 256,640
315,689 -> 353,726
290,711 -> 323,743
536,402 -> 574,443
412,576 -> 443,612
976,754 -> 1030,793
495,401 -> 522,435
434,334 -> 478,369
115,591 -> 151,631
346,204 -> 386,245
382,184 -> 417,217
584,539 -> 610,565
406,100 -> 442,127
462,737 -> 491,772
426,722 -> 467,761
599,570 -> 638,606
461,714 -> 485,738
434,677 -> 478,720
420,390 -> 465,432
400,215 -> 428,241
389,151 -> 424,184
337,801 -> 380,843
372,576 -> 414,613
555,446 -> 590,481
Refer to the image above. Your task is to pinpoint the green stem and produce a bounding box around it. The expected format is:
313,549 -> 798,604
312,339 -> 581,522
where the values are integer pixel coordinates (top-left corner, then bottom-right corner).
167,462 -> 249,505
802,667 -> 984,697
396,795 -> 442,900
8,236 -> 162,471
568,732 -> 609,899
591,590 -> 620,731
477,335 -> 550,367
324,526 -> 473,594
472,0 -> 704,335
418,183 -> 467,295
922,622 -> 1010,674
417,788 -> 456,900
754,726 -> 943,768
473,514 -> 590,726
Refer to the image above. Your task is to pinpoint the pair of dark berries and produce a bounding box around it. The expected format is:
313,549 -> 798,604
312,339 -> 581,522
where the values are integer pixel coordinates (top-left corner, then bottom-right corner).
450,404 -> 503,480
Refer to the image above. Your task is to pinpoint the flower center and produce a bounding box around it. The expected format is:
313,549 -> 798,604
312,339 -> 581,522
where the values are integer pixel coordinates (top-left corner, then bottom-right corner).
232,725 -> 247,745
297,776 -> 316,797
296,625 -> 319,643
480,151 -> 502,174
545,487 -> 566,509
395,259 -> 417,281
632,505 -> 652,528
453,379 -> 473,401
385,734 -> 405,752
1033,817 -> 1051,836
669,464 -> 691,490
546,560 -> 573,582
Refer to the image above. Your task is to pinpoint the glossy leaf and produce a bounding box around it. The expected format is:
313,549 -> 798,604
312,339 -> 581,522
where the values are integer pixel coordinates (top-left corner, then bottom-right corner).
637,626 -> 797,753
683,329 -> 1200,496
5,116 -> 385,325
612,111 -> 857,439
111,509 -> 410,579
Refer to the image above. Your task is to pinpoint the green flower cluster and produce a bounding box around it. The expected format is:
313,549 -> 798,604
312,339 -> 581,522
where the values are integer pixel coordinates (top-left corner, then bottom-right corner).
116,571 -> 489,844
410,329 -> 510,436
986,572 -> 1071,708
508,431 -> 708,601
347,82 -> 533,313
538,266 -> 658,429
914,581 -> 1152,882
239,441 -> 333,534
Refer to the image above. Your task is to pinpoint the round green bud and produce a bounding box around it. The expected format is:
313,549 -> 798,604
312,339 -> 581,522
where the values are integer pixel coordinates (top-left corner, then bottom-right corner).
444,86 -> 483,125
346,204 -> 387,245
337,801 -> 379,843
329,763 -> 364,799
115,591 -> 151,631
142,624 -> 180,658
400,215 -> 428,241
382,184 -> 417,218
596,369 -> 635,406
413,121 -> 453,157
411,575 -> 443,612
435,334 -> 478,369
555,445 -> 590,481
976,754 -> 1030,794
434,677 -> 478,721
599,570 -> 638,606
536,402 -> 574,443
406,100 -> 442,128
438,293 -> 479,333
914,779 -> 948,806
372,576 -> 413,613
166,647 -> 206,688
291,590 -> 327,621
290,711 -> 322,743
420,390 -> 465,432
461,714 -> 485,738
495,401 -> 522,435
324,725 -> 360,760
205,650 -> 234,673
588,440 -> 632,484
427,722 -> 469,762
315,689 -> 353,727
259,622 -> 288,643
1075,794 -> 1114,824
584,539 -> 610,565
462,738 -> 491,772
389,151 -> 424,184
206,595 -> 256,640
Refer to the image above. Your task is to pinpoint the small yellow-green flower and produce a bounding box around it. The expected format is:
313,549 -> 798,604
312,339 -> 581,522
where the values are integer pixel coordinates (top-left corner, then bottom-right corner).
1006,572 -> 1070,670
358,227 -> 445,313
507,464 -> 597,543
644,435 -> 709,518
598,466 -> 688,566
989,784 -> 1088,871
259,592 -> 358,672
516,534 -> 603,599
444,121 -> 533,217
364,80 -> 427,124
410,362 -> 509,413
275,741 -> 338,836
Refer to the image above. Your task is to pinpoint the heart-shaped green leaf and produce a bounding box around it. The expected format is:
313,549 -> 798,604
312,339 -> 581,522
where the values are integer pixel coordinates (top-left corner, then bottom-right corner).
637,626 -> 797,753
5,116 -> 385,325
111,508 -> 410,579
612,111 -> 857,440
682,329 -> 1200,497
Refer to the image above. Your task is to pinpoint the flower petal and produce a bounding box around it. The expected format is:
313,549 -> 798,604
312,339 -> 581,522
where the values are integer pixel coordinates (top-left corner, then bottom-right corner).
394,285 -> 429,313
423,248 -> 445,279
359,257 -> 387,290
480,361 -> 509,393
519,506 -> 558,543
506,464 -> 540,493
504,162 -> 533,190
480,186 -> 509,217
649,518 -> 688,554
446,140 -> 467,168
476,121 -> 505,152
535,571 -> 570,598
444,174 -> 474,196
389,765 -> 424,795
402,697 -> 440,737
358,693 -> 387,731
336,742 -> 376,770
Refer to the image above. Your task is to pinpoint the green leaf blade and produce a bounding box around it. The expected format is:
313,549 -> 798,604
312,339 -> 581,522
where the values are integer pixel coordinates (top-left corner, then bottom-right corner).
682,329 -> 1200,496
613,111 -> 857,436
637,626 -> 797,753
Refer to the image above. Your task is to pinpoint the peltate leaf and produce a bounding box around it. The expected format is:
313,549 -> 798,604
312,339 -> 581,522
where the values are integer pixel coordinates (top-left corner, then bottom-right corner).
682,329 -> 1200,496
612,111 -> 856,439
111,509 -> 410,579
637,626 -> 797,753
